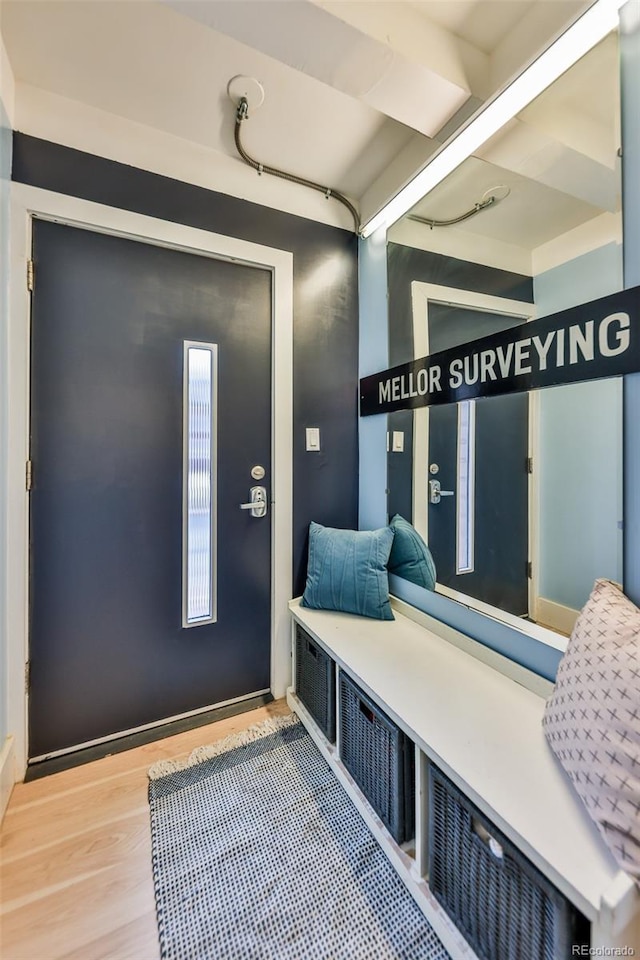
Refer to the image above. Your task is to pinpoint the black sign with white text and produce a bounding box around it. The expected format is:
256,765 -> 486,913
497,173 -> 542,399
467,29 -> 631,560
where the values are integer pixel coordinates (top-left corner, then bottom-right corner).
360,286 -> 640,416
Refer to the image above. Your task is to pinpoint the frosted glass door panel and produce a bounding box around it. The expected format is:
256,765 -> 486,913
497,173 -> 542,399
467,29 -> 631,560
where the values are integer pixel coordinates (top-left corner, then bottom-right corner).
183,342 -> 217,626
456,400 -> 476,575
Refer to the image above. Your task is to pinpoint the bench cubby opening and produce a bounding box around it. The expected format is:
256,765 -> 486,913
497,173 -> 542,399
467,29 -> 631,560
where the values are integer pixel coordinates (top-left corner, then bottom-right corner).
295,623 -> 336,742
339,671 -> 415,845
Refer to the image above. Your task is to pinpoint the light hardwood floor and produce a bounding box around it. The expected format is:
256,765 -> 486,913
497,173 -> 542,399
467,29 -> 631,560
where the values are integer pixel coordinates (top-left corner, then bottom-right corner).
0,700 -> 291,960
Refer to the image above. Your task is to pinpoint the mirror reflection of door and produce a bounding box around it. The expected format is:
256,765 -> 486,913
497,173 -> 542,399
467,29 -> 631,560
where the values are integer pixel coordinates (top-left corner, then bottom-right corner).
411,284 -> 534,617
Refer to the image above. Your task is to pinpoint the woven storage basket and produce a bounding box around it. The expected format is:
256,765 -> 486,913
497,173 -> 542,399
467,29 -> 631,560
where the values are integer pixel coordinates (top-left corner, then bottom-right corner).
295,625 -> 336,742
339,672 -> 415,844
428,765 -> 590,960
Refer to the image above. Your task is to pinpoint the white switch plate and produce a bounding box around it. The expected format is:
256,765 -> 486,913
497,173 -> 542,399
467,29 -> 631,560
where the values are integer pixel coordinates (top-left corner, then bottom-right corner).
306,427 -> 321,452
392,431 -> 404,452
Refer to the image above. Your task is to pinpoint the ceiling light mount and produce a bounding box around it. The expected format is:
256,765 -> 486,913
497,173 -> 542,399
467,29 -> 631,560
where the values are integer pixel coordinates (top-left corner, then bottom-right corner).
483,184 -> 510,203
227,75 -> 265,115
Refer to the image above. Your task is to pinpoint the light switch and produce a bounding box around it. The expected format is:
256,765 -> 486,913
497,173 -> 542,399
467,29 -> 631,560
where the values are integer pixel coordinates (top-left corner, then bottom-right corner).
305,427 -> 321,452
392,431 -> 404,452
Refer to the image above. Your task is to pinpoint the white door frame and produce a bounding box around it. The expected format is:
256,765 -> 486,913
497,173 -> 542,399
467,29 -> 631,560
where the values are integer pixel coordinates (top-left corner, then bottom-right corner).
8,183 -> 294,776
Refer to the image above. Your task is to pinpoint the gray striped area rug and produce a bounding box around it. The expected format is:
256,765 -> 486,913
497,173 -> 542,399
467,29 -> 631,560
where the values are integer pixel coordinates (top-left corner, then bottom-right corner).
148,714 -> 450,960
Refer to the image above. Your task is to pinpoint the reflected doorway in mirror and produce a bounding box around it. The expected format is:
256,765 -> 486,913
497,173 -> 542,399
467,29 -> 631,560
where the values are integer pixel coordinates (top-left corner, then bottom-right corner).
410,284 -> 534,618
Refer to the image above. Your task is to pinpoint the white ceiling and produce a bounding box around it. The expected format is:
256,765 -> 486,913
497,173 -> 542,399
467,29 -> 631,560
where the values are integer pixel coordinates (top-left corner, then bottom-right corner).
408,155 -> 606,250
1,0 -> 597,227
409,0 -> 538,55
2,0 -> 423,199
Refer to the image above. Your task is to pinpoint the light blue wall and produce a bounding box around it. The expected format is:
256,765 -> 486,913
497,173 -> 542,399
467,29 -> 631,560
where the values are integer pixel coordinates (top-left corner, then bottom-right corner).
534,245 -> 623,611
0,96 -> 11,744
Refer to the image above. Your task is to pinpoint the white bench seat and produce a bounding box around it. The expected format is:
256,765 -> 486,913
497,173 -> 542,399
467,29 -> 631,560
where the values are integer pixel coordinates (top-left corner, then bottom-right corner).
288,596 -> 639,952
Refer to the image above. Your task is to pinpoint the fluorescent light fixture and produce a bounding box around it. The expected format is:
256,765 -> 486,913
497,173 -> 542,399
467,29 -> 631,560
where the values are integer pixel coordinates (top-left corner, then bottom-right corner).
360,0 -> 625,239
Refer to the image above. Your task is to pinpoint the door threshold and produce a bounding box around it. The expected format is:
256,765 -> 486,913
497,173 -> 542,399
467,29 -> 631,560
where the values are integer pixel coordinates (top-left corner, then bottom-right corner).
24,692 -> 274,781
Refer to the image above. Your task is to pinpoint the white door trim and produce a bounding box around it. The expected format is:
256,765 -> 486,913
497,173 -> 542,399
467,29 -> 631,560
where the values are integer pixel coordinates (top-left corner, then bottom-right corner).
8,182 -> 294,777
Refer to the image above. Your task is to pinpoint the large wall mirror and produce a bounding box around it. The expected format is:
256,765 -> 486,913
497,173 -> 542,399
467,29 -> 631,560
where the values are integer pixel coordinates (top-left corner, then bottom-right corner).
386,28 -> 622,638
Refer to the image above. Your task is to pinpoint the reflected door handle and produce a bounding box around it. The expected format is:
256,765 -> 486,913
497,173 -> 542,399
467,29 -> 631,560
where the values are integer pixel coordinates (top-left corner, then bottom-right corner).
240,486 -> 267,518
429,479 -> 455,504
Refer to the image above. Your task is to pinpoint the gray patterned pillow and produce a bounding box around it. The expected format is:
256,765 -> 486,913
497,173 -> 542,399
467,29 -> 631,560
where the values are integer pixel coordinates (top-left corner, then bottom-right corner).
542,578 -> 640,880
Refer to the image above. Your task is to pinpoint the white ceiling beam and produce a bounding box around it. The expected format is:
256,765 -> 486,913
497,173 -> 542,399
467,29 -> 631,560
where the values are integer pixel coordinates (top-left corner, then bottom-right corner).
532,210 -> 621,275
162,0 -> 480,138
479,116 -> 619,212
311,0 -> 490,98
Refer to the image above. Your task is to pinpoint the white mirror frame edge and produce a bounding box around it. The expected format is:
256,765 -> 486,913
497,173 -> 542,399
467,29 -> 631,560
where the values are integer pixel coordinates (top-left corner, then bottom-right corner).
7,183 -> 294,777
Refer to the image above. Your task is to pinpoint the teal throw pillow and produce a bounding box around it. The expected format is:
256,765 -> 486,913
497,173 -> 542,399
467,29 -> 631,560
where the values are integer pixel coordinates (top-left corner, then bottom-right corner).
302,522 -> 395,620
388,514 -> 437,591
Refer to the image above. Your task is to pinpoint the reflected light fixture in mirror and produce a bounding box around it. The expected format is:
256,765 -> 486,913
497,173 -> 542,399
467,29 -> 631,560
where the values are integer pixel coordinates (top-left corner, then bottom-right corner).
386,25 -> 623,641
360,0 -> 625,239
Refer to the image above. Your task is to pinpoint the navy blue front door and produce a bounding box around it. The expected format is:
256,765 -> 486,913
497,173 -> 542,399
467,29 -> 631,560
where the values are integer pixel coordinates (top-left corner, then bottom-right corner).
29,220 -> 272,758
426,303 -> 529,616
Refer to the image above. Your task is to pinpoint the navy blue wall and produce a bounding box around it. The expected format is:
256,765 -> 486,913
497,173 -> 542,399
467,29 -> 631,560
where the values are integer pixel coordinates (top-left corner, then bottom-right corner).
12,134 -> 359,596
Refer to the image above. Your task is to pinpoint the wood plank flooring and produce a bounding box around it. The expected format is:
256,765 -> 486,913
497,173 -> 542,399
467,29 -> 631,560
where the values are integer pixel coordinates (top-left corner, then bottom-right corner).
0,700 -> 291,960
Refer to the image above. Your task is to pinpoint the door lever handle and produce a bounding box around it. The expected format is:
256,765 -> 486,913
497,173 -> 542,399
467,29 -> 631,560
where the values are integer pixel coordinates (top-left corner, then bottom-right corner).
429,479 -> 455,504
240,486 -> 267,518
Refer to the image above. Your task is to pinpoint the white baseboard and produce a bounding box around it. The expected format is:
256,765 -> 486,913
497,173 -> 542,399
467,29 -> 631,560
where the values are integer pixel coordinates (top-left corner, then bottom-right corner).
535,597 -> 579,636
0,735 -> 16,823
